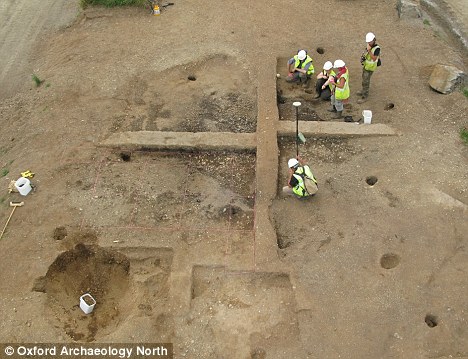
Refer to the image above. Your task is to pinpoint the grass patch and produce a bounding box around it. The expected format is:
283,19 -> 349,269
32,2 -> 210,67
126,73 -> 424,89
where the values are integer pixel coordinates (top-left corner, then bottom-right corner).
1,168 -> 9,177
80,0 -> 146,8
463,88 -> 468,98
423,19 -> 431,26
460,128 -> 468,145
32,74 -> 44,87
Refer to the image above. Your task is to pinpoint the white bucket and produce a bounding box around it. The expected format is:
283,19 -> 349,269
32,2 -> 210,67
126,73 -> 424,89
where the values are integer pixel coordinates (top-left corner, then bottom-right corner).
15,177 -> 32,196
80,293 -> 96,314
363,110 -> 372,124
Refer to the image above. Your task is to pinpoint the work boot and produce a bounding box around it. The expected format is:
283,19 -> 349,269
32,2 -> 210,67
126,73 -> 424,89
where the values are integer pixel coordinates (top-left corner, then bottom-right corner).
356,90 -> 363,96
332,111 -> 343,119
302,81 -> 310,89
357,97 -> 367,104
327,105 -> 337,112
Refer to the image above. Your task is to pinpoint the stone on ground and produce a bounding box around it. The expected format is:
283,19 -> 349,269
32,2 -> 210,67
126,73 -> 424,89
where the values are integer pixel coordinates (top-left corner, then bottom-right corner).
428,64 -> 465,94
396,0 -> 422,19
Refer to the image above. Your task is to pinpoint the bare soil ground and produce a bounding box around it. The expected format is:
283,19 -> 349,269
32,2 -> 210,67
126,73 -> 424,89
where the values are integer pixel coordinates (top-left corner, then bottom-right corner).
0,0 -> 467,358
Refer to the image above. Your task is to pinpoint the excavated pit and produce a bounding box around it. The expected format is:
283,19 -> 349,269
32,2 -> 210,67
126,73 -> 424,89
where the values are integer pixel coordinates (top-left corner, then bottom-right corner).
380,253 -> 401,269
40,244 -> 130,342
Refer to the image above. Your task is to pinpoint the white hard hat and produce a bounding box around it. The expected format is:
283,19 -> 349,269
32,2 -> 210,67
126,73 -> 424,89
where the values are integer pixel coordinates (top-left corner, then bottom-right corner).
334,59 -> 345,68
288,158 -> 299,168
323,61 -> 333,71
366,32 -> 376,42
297,50 -> 307,61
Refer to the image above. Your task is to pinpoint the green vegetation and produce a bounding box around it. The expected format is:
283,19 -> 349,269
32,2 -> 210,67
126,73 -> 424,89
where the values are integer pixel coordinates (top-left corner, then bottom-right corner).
423,19 -> 431,26
460,128 -> 468,145
32,74 -> 44,87
1,168 -> 9,177
80,0 -> 146,8
463,88 -> 468,98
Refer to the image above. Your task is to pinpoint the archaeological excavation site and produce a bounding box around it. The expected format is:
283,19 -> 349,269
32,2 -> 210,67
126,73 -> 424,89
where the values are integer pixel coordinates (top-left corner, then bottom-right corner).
0,0 -> 467,358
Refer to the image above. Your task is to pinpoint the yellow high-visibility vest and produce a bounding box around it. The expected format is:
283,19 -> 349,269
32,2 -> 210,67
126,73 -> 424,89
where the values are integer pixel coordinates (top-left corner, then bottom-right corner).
335,69 -> 350,101
292,166 -> 318,197
364,46 -> 380,71
294,55 -> 315,75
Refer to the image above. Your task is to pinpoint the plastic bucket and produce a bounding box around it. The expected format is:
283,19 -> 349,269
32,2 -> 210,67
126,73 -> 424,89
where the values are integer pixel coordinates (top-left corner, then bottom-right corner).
363,110 -> 372,124
80,293 -> 96,314
15,177 -> 32,196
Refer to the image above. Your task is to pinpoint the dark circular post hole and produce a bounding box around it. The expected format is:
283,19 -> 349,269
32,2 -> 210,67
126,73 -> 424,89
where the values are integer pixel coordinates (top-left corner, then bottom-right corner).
380,253 -> 401,269
120,152 -> 131,162
425,314 -> 438,328
366,176 -> 378,186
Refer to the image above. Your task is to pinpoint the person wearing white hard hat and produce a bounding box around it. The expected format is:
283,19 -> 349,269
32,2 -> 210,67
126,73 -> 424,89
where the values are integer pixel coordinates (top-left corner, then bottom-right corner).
314,61 -> 336,100
328,59 -> 350,119
357,32 -> 381,103
286,50 -> 315,88
282,156 -> 318,198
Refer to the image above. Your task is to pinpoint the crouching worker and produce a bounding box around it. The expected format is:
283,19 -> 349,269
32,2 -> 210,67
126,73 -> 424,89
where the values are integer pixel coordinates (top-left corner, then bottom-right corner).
282,156 -> 318,198
286,50 -> 315,88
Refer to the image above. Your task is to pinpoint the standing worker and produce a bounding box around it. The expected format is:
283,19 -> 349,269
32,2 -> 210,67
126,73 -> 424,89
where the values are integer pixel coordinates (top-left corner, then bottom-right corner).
282,156 -> 318,198
315,61 -> 335,100
357,32 -> 381,103
286,50 -> 315,88
328,59 -> 350,119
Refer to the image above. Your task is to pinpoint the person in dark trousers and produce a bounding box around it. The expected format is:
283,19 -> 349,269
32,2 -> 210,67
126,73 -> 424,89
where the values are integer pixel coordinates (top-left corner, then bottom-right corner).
282,156 -> 318,198
357,32 -> 381,103
315,61 -> 335,100
286,50 -> 315,88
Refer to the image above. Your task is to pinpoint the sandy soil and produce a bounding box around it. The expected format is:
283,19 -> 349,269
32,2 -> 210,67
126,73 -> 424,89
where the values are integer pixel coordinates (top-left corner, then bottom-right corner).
0,0 -> 467,358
